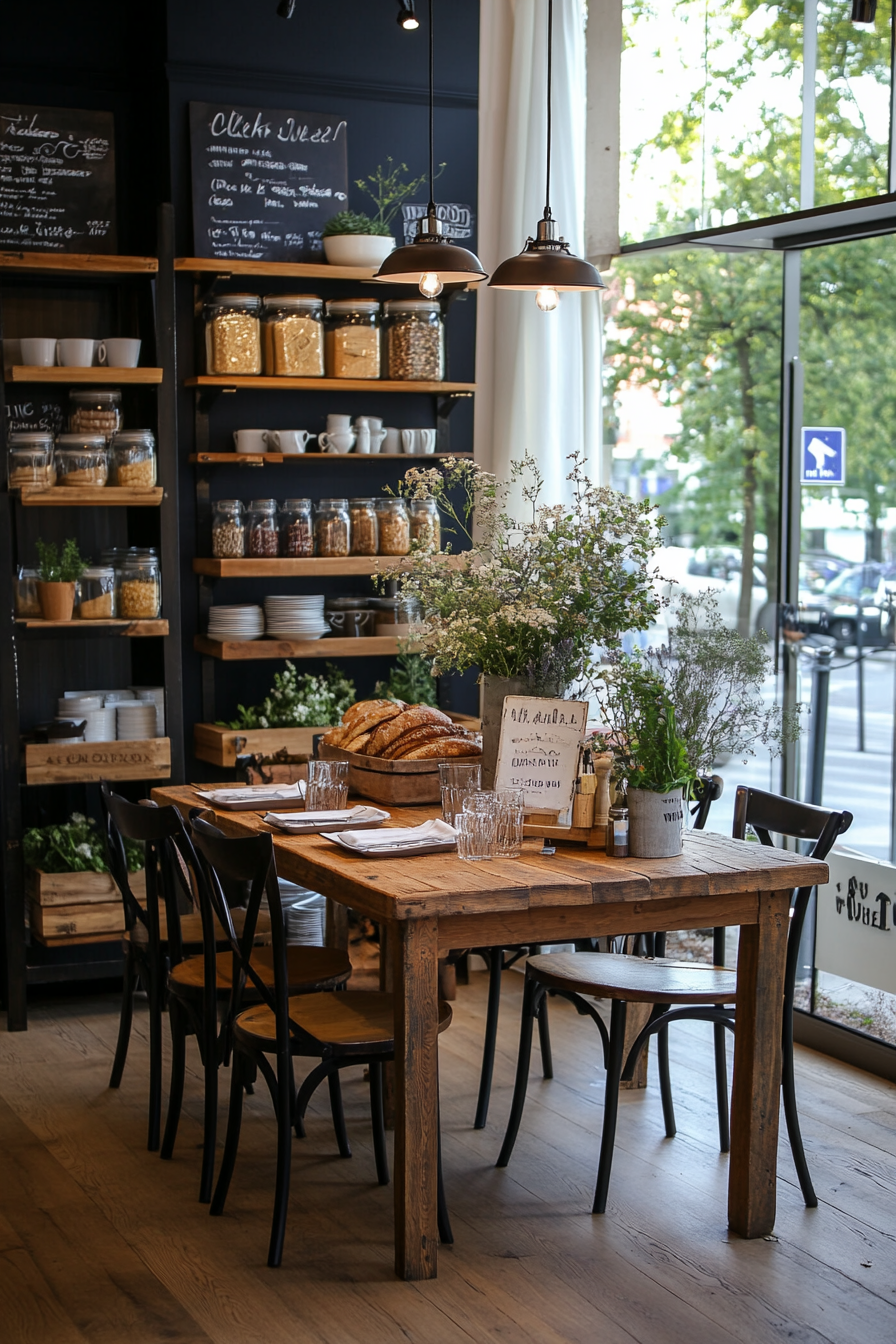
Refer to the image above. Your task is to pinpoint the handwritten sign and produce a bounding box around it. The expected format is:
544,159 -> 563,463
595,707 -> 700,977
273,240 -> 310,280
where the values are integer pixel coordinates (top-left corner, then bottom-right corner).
0,103 -> 116,252
815,845 -> 895,996
4,393 -> 65,436
494,696 -> 589,814
189,101 -> 348,261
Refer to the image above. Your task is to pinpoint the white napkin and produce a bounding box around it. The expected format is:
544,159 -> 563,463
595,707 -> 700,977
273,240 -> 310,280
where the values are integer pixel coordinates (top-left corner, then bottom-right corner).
326,818 -> 457,852
194,782 -> 305,805
264,806 -> 388,830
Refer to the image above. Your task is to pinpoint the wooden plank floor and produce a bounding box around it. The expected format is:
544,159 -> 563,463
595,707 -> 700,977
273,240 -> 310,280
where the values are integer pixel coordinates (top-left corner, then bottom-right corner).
1,970 -> 894,1344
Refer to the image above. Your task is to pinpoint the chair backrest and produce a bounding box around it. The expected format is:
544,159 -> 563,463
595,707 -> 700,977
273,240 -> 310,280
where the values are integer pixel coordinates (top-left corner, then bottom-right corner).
691,774 -> 724,831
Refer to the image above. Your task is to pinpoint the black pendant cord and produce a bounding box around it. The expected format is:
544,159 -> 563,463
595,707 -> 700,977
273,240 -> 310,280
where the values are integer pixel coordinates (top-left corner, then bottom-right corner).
428,0 -> 436,214
544,0 -> 553,221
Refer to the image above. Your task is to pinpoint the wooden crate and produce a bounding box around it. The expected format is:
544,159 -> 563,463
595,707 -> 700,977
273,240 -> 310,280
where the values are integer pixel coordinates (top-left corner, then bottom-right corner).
29,901 -> 125,942
27,867 -> 146,907
24,737 -> 171,785
194,723 -> 327,769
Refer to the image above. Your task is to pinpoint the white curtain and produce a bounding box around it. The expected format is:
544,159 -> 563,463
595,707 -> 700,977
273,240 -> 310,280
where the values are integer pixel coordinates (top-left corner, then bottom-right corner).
476,0 -> 604,512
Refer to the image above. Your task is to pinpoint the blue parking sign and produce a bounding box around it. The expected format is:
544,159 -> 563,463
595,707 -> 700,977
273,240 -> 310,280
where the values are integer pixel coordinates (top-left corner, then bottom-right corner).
801,426 -> 846,485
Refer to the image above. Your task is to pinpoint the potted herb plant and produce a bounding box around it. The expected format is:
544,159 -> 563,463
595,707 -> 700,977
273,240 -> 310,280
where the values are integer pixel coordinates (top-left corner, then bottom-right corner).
322,158 -> 434,268
35,538 -> 87,622
24,811 -> 146,915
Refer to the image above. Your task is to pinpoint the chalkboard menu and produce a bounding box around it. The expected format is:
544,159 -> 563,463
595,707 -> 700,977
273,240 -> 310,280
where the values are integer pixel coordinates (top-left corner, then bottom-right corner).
189,102 -> 348,262
402,202 -> 474,246
4,391 -> 65,437
0,104 -> 116,253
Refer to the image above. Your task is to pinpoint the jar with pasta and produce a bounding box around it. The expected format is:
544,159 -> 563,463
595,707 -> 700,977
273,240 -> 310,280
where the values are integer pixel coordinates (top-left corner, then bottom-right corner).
77,567 -> 117,619
68,389 -> 121,437
203,294 -> 263,375
279,499 -> 314,557
14,567 -> 41,618
212,500 -> 246,558
408,497 -> 441,551
348,498 -> 379,556
8,432 -> 56,489
247,498 -> 280,557
324,299 -> 381,380
109,430 -> 156,487
375,498 -> 411,556
262,295 -> 324,376
383,298 -> 445,381
314,498 -> 351,557
117,553 -> 161,619
54,434 -> 108,488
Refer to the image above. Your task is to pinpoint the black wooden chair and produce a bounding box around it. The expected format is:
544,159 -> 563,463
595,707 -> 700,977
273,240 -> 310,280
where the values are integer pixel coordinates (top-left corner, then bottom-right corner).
159,808 -> 352,1203
190,818 -> 454,1267
497,785 -> 851,1214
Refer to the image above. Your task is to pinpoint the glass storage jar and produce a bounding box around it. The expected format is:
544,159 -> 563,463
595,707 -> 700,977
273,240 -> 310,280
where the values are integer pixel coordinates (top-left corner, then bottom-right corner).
409,497 -> 441,551
375,497 -> 411,555
14,567 -> 41,618
77,566 -> 117,619
203,294 -> 263,375
247,498 -> 280,557
54,434 -> 108,487
8,432 -> 56,489
279,499 -> 314,556
262,295 -> 324,376
314,498 -> 351,557
348,498 -> 379,556
117,553 -> 161,619
383,298 -> 445,381
211,500 -> 246,558
68,389 -> 121,437
109,430 -> 156,487
324,299 -> 381,379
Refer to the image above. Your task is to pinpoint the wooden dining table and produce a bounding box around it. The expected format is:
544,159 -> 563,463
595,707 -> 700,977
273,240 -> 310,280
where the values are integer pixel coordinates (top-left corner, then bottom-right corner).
152,785 -> 829,1282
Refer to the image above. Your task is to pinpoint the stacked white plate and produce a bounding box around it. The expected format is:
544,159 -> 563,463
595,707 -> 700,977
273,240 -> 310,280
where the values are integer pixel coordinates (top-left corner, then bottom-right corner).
131,685 -> 166,735
115,700 -> 159,740
279,881 -> 326,946
83,708 -> 117,742
207,604 -> 265,641
58,695 -> 103,716
264,594 -> 328,641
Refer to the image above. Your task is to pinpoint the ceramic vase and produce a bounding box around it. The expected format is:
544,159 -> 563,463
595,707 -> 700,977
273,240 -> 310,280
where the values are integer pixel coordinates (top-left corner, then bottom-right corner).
37,581 -> 76,622
628,786 -> 684,858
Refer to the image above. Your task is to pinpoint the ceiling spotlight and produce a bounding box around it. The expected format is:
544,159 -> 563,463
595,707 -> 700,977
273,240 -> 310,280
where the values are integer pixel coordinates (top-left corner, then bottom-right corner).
277,0 -> 296,16
397,2 -> 420,30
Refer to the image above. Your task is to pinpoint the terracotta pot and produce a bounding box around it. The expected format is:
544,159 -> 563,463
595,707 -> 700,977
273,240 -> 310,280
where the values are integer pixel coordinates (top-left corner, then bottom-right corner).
479,673 -> 564,790
628,786 -> 684,858
37,581 -> 76,622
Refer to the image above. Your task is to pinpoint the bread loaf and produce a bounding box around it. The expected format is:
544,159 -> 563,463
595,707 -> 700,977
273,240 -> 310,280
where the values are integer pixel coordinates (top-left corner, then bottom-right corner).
382,723 -> 457,759
339,700 -> 406,741
341,697 -> 404,730
364,705 -> 452,757
342,730 -> 372,753
400,736 -> 482,760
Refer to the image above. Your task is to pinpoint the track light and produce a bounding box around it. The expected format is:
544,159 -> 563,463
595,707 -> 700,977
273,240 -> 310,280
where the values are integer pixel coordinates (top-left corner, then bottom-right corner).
397,2 -> 419,29
277,0 -> 295,17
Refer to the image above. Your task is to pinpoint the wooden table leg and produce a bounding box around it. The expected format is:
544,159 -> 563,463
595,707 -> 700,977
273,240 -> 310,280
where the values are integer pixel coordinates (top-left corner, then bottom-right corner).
728,889 -> 789,1237
393,915 -> 440,1280
379,922 -> 396,1130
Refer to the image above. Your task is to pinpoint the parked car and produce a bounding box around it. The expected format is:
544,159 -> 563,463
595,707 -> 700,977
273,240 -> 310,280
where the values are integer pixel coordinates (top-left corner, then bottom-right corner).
656,546 -> 767,630
798,562 -> 896,650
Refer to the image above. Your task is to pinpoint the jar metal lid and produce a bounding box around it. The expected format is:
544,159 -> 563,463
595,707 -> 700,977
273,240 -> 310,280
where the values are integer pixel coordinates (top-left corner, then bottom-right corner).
81,567 -> 115,579
325,299 -> 380,315
68,389 -> 121,404
376,497 -> 408,510
8,431 -> 54,447
110,430 -> 155,447
247,498 -> 278,510
317,497 -> 349,509
9,444 -> 52,459
55,436 -> 108,451
349,497 -> 377,507
213,499 -> 243,509
384,298 -> 442,313
205,294 -> 262,311
262,295 -> 322,312
280,498 -> 311,509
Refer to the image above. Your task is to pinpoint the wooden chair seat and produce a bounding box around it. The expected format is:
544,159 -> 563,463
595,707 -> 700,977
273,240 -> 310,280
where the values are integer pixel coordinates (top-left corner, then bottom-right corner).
126,906 -> 272,948
528,952 -> 737,1004
168,945 -> 351,995
233,991 -> 453,1054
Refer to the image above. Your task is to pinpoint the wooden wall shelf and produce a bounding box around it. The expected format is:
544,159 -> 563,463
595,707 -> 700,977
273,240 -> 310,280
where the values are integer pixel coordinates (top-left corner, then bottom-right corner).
194,556 -> 409,578
16,618 -> 168,636
0,251 -> 158,276
185,375 -> 475,394
189,451 -> 472,465
175,256 -> 377,281
194,722 -> 324,767
19,486 -> 164,507
24,737 -> 171,785
195,635 -> 416,661
5,366 -> 163,385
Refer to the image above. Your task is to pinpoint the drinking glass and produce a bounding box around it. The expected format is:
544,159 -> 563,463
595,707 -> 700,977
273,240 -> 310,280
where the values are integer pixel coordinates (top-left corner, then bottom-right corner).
495,788 -> 525,859
455,807 -> 497,862
439,760 -> 482,825
306,759 -> 349,811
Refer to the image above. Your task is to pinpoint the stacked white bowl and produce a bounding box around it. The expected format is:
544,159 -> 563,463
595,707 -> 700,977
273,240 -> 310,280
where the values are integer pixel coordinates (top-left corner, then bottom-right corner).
57,694 -> 113,742
278,881 -> 327,946
264,595 -> 328,641
115,700 -> 159,740
207,604 -> 265,641
131,686 -> 166,736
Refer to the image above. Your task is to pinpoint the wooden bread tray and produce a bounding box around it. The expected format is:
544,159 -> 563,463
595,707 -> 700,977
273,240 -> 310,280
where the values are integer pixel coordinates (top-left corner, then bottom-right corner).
319,741 -> 481,805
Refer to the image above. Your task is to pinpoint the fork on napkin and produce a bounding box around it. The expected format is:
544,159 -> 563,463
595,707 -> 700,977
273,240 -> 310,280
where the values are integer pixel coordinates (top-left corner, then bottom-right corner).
323,819 -> 457,852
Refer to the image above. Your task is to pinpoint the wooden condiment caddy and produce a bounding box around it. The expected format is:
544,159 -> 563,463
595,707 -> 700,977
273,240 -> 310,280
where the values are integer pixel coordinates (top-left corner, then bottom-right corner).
522,752 -> 613,848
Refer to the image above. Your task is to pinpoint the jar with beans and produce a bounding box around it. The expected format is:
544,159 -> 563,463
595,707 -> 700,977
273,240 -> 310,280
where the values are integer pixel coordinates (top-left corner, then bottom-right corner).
117,551 -> 161,619
262,295 -> 325,376
212,500 -> 246,558
348,498 -> 379,556
324,299 -> 381,379
109,430 -> 156,487
279,499 -> 314,557
409,497 -> 441,551
375,498 -> 411,556
383,299 -> 444,381
247,499 -> 280,557
203,294 -> 263,375
314,499 -> 351,557
54,434 -> 109,487
68,389 -> 122,437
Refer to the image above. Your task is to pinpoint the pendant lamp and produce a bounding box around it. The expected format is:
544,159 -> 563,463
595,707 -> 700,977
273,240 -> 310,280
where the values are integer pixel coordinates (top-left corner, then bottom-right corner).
489,0 -> 605,311
374,0 -> 487,295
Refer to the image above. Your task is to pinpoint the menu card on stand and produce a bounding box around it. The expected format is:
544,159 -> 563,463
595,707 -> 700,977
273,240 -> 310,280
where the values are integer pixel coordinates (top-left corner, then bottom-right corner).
494,696 -> 589,817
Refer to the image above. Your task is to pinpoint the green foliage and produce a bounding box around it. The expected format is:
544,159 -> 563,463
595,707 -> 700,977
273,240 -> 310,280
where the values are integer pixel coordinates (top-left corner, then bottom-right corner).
220,663 -> 355,730
322,210 -> 391,238
35,537 -> 87,584
596,663 -> 692,795
375,651 -> 438,707
23,812 -> 143,874
355,157 -> 443,229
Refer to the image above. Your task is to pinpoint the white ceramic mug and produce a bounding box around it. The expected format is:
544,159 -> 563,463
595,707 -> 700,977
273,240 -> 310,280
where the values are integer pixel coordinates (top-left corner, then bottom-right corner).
265,429 -> 311,454
233,429 -> 269,453
19,337 -> 55,366
326,413 -> 351,432
318,430 -> 356,455
369,428 -> 387,453
98,337 -> 141,368
418,428 -> 437,455
57,338 -> 98,367
382,426 -> 401,454
354,417 -> 371,454
400,429 -> 419,455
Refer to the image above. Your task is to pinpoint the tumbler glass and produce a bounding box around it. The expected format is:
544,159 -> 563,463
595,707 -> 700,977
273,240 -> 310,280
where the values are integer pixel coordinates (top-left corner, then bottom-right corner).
439,760 -> 482,825
495,788 -> 525,859
456,792 -> 498,861
306,759 -> 349,811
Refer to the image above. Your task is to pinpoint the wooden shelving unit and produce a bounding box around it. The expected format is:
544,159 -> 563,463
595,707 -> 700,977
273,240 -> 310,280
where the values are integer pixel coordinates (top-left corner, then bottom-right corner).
16,618 -> 169,636
195,634 -> 414,661
189,451 -> 472,465
0,252 -> 158,276
19,486 -> 164,507
194,556 -> 409,578
186,375 -> 474,394
24,737 -> 172,785
175,256 -> 376,281
5,366 -> 163,385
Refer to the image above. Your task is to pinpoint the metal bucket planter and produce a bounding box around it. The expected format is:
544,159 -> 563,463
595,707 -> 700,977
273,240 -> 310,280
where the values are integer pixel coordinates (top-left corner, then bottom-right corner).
628,786 -> 684,858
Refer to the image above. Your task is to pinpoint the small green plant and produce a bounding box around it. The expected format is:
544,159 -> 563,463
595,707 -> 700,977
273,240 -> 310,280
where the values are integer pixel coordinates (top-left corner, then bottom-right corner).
219,662 -> 355,730
375,651 -> 438,707
596,663 -> 693,795
36,537 -> 86,584
322,209 -> 391,238
355,157 -> 443,230
24,813 -> 143,874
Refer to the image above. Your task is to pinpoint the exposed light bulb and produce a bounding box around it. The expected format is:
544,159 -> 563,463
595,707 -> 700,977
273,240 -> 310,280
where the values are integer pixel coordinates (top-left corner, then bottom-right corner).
397,2 -> 420,28
536,287 -> 559,311
419,271 -> 444,298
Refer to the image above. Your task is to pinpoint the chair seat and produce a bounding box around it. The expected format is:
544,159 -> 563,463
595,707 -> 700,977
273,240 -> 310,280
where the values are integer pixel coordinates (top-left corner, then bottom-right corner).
527,952 -> 738,1005
125,906 -> 272,949
233,991 -> 452,1055
168,945 -> 351,996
